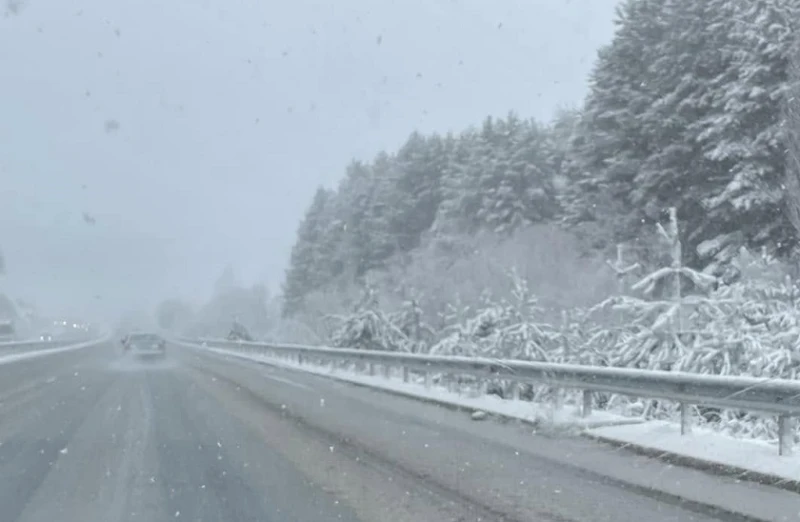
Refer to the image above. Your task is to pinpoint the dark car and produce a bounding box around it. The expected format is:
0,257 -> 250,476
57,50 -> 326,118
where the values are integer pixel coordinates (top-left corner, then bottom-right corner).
122,332 -> 166,360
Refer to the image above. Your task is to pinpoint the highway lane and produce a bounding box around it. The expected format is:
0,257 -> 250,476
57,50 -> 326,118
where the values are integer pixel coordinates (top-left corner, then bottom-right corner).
0,344 -> 795,522
178,349 -> 800,522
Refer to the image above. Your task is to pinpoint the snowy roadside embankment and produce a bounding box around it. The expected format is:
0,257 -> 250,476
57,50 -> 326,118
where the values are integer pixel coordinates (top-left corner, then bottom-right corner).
318,247 -> 800,447
588,422 -> 800,486
196,343 -> 800,488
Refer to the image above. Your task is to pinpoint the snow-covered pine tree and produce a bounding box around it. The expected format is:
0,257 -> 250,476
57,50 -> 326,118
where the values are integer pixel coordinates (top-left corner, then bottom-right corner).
547,108 -> 581,224
475,114 -> 521,234
389,132 -> 447,252
465,116 -> 505,233
627,0 -> 740,267
591,209 -> 718,373
564,0 -> 669,249
363,151 -> 400,265
688,248 -> 800,441
546,108 -> 581,189
783,3 -> 800,256
432,129 -> 480,235
695,0 -> 799,268
282,187 -> 335,316
507,118 -> 560,225
471,114 -> 559,234
328,160 -> 399,281
566,0 -> 797,270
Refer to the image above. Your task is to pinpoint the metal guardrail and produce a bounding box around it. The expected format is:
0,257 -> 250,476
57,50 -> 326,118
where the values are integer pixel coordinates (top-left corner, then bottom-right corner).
0,337 -> 98,356
181,337 -> 800,456
0,339 -> 74,352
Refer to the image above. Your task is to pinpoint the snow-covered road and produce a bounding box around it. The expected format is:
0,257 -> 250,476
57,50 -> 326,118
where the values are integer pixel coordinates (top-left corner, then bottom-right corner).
0,343 -> 796,521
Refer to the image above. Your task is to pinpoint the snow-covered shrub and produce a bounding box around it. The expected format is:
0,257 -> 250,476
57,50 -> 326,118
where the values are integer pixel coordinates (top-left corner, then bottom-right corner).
685,249 -> 800,441
328,285 -> 416,352
292,215 -> 799,443
426,270 -> 570,401
429,296 -> 506,357
686,248 -> 800,379
582,245 -> 800,441
561,306 -> 619,365
389,297 -> 437,353
374,224 -> 617,329
329,308 -> 413,351
269,317 -> 326,344
429,269 -> 562,360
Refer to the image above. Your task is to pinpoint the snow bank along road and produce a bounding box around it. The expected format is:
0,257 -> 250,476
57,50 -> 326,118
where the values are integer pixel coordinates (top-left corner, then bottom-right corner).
0,343 -> 797,522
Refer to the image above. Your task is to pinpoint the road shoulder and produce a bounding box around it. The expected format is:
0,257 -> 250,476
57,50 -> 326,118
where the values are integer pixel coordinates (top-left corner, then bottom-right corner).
183,347 -> 800,522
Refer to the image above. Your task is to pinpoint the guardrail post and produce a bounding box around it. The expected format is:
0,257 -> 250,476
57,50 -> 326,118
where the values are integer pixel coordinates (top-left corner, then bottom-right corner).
554,387 -> 563,415
189,338 -> 800,448
680,402 -> 692,435
382,364 -> 390,379
582,390 -> 592,418
778,415 -> 794,456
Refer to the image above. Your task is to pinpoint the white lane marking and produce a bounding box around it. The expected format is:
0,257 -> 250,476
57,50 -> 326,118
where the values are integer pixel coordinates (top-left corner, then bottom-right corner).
262,372 -> 313,391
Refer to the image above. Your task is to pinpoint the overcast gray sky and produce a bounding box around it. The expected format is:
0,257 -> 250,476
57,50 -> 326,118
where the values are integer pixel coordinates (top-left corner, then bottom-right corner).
0,0 -> 619,324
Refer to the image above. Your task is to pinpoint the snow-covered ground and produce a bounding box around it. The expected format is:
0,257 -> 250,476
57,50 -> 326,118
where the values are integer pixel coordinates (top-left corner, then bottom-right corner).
200,345 -> 800,484
590,421 -> 800,483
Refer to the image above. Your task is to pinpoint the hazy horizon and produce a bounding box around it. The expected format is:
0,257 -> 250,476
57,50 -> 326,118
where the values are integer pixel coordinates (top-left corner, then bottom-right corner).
1,0 -> 620,324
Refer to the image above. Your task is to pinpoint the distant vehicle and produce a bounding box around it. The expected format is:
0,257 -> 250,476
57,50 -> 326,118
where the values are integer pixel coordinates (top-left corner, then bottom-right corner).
122,332 -> 166,360
39,332 -> 53,342
0,321 -> 15,343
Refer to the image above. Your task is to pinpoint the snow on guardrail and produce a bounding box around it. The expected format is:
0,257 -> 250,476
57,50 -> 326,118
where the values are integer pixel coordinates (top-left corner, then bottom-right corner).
180,337 -> 800,456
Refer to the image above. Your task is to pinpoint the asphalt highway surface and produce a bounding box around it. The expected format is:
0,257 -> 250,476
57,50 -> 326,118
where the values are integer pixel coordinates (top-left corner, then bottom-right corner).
0,342 -> 797,522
